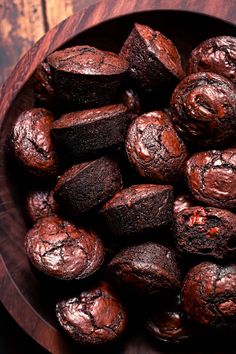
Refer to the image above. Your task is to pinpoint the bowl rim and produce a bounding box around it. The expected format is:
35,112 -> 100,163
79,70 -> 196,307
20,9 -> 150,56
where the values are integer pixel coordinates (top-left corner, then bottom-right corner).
0,0 -> 235,353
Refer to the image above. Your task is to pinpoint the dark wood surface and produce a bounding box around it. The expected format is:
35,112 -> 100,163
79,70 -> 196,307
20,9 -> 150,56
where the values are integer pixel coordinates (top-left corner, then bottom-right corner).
0,1 -> 236,353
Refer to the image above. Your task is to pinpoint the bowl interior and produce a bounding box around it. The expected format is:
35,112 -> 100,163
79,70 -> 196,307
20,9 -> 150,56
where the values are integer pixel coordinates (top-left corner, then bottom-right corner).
1,10 -> 236,354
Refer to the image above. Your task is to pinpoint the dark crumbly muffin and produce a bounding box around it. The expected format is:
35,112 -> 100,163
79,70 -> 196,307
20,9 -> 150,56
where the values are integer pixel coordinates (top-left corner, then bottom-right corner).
188,36 -> 236,84
54,156 -> 123,216
182,262 -> 236,328
47,45 -> 128,108
24,215 -> 104,280
186,149 -> 236,209
10,108 -> 58,177
26,187 -> 58,223
174,206 -> 236,259
100,184 -> 173,237
126,111 -> 187,183
108,243 -> 180,294
120,23 -> 184,93
52,104 -> 130,160
56,282 -> 127,345
170,72 -> 236,147
34,62 -> 54,107
146,294 -> 192,344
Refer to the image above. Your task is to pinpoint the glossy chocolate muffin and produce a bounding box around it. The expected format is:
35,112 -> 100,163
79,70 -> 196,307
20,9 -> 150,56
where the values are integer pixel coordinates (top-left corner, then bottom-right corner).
10,108 -> 58,176
174,206 -> 236,259
146,294 -> 192,344
56,282 -> 127,345
100,184 -> 173,237
186,149 -> 236,209
173,194 -> 196,214
54,156 -> 123,216
108,243 -> 181,294
182,262 -> 236,328
34,62 -> 54,107
52,104 -> 130,160
171,72 -> 236,147
120,23 -> 184,92
126,111 -> 187,183
188,36 -> 236,84
48,45 -> 128,108
26,187 -> 58,223
24,215 -> 104,280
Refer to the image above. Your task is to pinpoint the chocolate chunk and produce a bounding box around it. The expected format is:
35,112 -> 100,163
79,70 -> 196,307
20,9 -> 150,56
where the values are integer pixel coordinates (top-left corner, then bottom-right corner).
188,36 -> 236,84
52,104 -> 130,160
10,108 -> 58,177
186,149 -> 236,209
108,243 -> 181,294
120,23 -> 184,93
174,206 -> 236,259
100,184 -> 173,237
126,111 -> 187,183
182,262 -> 236,327
170,72 -> 236,147
24,215 -> 104,280
26,187 -> 58,223
56,282 -> 127,344
47,45 -> 128,108
54,156 -> 123,216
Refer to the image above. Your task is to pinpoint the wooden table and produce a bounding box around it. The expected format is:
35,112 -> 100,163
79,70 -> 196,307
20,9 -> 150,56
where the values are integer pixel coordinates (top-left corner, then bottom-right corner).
0,0 -> 98,86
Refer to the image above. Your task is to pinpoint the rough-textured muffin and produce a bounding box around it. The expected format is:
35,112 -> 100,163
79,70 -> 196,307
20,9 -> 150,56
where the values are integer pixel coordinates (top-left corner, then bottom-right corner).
52,104 -> 130,160
108,243 -> 181,294
56,282 -> 127,345
100,184 -> 173,237
24,216 -> 104,280
34,62 -> 54,107
188,36 -> 236,84
48,45 -> 129,108
174,206 -> 236,259
120,23 -> 184,93
126,111 -> 187,183
186,149 -> 236,209
54,156 -> 123,216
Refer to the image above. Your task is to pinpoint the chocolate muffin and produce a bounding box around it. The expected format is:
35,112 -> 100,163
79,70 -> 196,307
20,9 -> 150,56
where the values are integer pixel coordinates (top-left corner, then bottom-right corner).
170,72 -> 236,147
26,187 -> 58,223
120,23 -> 184,93
34,62 -> 54,107
122,88 -> 141,115
146,294 -> 192,344
182,262 -> 236,328
24,215 -> 104,280
126,111 -> 187,183
52,104 -> 130,160
173,194 -> 196,214
174,206 -> 236,260
10,108 -> 58,177
188,36 -> 236,84
56,282 -> 127,345
47,45 -> 128,108
100,184 -> 173,237
108,243 -> 181,294
186,149 -> 236,209
54,156 -> 123,216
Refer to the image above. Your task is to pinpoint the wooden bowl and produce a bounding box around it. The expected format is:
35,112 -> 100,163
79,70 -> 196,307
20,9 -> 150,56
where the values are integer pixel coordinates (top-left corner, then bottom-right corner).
0,1 -> 235,353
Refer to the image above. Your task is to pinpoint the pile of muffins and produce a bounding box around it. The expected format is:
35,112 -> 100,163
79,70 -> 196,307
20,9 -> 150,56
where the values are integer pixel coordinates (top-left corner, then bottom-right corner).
9,23 -> 236,347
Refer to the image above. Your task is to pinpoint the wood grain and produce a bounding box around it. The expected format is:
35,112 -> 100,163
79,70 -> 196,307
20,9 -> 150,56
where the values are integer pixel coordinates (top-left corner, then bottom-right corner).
0,0 -> 45,84
0,1 -> 235,353
45,0 -> 74,29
